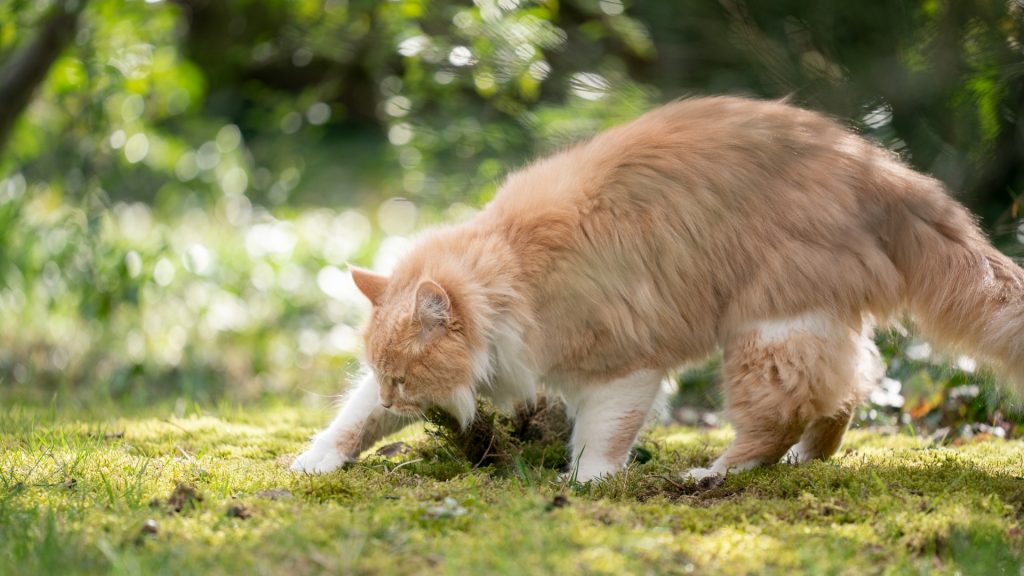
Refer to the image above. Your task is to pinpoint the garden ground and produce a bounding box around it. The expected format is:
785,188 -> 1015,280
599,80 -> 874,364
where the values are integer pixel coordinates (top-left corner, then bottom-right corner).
2,401 -> 1023,575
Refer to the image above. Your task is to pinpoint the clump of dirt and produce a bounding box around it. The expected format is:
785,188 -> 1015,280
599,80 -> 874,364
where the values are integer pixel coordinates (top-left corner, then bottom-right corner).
425,402 -> 516,468
226,503 -> 253,519
630,472 -> 745,503
425,395 -> 572,470
166,483 -> 203,513
511,395 -> 572,446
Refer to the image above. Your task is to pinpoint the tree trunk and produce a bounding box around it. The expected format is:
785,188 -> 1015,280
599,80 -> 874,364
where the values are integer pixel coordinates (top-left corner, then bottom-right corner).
0,0 -> 88,157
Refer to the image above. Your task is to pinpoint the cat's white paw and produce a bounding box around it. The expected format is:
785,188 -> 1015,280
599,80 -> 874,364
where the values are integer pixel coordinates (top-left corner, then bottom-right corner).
559,461 -> 620,484
683,467 -> 722,481
785,445 -> 812,464
290,443 -> 351,473
684,458 -> 760,481
558,470 -> 601,484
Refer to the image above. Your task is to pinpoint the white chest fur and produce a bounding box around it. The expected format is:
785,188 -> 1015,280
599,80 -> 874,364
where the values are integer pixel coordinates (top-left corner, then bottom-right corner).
477,319 -> 538,410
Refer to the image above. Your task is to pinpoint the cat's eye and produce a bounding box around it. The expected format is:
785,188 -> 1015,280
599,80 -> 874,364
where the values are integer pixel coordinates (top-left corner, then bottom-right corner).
394,376 -> 406,386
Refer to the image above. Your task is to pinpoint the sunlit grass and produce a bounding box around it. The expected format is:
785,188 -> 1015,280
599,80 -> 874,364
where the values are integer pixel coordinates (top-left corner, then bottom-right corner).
2,402 -> 1022,575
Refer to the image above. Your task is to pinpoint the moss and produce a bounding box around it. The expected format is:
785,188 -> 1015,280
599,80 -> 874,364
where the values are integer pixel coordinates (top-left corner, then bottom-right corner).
2,403 -> 1023,575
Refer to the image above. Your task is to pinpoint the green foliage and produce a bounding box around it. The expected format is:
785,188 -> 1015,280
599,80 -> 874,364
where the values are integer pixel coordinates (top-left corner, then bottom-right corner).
0,180 -> 372,404
1,0 -> 1023,422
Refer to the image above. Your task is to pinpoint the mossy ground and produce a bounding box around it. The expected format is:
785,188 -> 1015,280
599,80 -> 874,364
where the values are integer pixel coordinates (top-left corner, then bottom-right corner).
2,401 -> 1024,576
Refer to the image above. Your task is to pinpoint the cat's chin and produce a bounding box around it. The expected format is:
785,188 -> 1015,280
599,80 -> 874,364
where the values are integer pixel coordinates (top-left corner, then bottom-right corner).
382,405 -> 421,418
384,388 -> 477,429
438,387 -> 478,430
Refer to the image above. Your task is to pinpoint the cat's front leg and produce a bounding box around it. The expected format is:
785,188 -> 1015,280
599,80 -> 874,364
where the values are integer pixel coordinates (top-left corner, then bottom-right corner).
563,370 -> 662,482
291,371 -> 410,473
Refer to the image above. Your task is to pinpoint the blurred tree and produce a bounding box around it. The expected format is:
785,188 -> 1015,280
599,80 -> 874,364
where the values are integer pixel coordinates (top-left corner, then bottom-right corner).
0,0 -> 1022,410
0,0 -> 88,155
4,0 -> 1020,216
627,0 -> 1024,231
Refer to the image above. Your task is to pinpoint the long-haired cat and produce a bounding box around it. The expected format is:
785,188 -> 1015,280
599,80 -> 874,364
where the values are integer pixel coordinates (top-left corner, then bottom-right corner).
292,96 -> 1024,482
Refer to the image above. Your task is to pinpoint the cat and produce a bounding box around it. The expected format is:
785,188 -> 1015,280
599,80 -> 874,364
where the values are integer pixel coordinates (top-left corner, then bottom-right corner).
291,95 -> 1024,482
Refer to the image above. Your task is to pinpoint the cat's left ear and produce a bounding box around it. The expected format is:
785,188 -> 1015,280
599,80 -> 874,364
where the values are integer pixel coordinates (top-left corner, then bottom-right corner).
415,280 -> 451,340
350,266 -> 389,306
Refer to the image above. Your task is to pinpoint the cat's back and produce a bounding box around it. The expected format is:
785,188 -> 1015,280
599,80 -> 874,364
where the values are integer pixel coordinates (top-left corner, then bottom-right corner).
493,96 -> 879,213
486,96 -> 885,247
582,96 -> 874,194
478,96 -> 909,373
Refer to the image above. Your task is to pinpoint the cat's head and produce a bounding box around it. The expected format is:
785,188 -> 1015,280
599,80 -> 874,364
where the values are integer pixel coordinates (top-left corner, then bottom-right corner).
350,266 -> 481,428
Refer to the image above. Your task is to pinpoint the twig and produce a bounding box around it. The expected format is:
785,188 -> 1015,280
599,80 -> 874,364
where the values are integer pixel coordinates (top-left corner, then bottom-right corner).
472,433 -> 497,469
386,458 -> 423,477
651,474 -> 688,491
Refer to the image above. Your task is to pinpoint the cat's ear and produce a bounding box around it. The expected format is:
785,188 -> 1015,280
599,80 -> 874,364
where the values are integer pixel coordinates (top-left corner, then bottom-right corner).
350,266 -> 389,306
415,280 -> 451,340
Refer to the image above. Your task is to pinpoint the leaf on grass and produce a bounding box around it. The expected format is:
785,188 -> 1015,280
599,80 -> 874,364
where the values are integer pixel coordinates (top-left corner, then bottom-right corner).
375,441 -> 412,457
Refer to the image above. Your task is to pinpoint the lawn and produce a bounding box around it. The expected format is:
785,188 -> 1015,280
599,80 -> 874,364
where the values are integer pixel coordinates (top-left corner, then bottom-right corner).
2,401 -> 1023,575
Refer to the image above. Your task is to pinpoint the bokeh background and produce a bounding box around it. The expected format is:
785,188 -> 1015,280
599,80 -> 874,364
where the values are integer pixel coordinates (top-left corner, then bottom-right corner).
2,0 -> 1023,436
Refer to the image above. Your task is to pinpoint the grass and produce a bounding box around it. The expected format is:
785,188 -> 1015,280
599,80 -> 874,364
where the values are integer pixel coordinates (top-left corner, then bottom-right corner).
2,401 -> 1024,575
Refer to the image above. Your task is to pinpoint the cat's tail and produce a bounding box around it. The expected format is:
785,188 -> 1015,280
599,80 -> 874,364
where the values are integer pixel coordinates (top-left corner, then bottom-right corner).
885,177 -> 1024,393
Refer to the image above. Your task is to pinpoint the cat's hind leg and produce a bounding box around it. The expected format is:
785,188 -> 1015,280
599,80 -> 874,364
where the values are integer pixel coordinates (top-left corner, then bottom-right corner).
791,328 -> 881,462
562,370 -> 663,482
686,313 -> 867,480
788,409 -> 854,463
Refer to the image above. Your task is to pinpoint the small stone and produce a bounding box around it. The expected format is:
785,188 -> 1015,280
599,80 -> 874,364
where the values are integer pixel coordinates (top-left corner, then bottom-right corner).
423,497 -> 467,519
696,474 -> 724,491
255,488 -> 293,500
547,494 -> 570,510
141,519 -> 158,535
700,412 -> 721,428
674,407 -> 700,426
629,445 -> 653,464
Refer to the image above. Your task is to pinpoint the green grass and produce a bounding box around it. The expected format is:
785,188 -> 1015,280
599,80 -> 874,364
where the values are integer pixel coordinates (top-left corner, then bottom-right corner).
2,402 -> 1023,575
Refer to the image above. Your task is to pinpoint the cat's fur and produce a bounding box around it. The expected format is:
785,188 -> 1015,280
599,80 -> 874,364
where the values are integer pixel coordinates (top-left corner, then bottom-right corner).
292,96 -> 1024,481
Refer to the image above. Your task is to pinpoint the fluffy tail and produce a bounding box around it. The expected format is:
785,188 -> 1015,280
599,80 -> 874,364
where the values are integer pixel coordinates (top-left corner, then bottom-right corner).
885,178 -> 1024,392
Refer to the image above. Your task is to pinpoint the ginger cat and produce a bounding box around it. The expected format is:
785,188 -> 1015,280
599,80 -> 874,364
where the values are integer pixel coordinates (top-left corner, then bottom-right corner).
292,96 -> 1024,482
